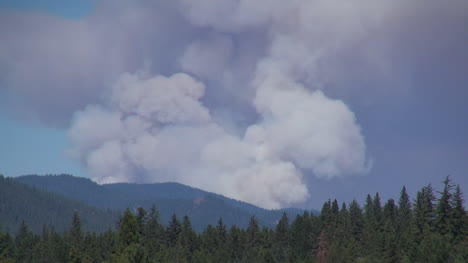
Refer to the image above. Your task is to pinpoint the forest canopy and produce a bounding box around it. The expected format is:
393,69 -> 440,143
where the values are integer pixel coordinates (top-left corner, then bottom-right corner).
0,176 -> 466,262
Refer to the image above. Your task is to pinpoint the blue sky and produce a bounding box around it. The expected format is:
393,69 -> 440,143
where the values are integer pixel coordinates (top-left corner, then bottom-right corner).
1,0 -> 467,209
0,111 -> 84,177
0,0 -> 200,179
0,0 -> 92,178
0,0 -> 94,19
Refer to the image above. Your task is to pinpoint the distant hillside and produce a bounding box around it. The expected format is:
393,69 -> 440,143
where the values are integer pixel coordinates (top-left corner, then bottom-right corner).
0,175 -> 119,234
16,174 -> 315,231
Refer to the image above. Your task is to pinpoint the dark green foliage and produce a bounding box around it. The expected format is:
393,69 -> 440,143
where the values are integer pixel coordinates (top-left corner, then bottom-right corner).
69,212 -> 83,247
142,205 -> 164,253
165,214 -> 181,248
246,216 -> 260,249
349,199 -> 364,241
396,186 -> 413,259
0,231 -> 15,261
274,212 -> 289,262
450,185 -> 467,243
0,176 -> 119,234
435,176 -> 454,235
135,207 -> 148,238
67,212 -> 84,263
382,199 -> 398,263
16,174 -> 316,232
316,231 -> 328,263
178,215 -> 198,261
118,209 -> 139,248
0,175 -> 466,262
414,184 -> 436,238
14,221 -> 37,263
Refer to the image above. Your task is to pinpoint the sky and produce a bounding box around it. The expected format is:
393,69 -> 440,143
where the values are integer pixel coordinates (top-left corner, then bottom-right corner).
0,0 -> 467,210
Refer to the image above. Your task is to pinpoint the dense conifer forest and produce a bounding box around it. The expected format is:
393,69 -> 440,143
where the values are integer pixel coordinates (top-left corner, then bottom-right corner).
1,175 -> 311,233
0,176 -> 466,262
0,176 -> 119,234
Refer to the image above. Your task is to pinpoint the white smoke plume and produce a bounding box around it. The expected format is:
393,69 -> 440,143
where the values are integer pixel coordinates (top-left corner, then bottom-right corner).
2,0 -> 467,208
28,0 -> 468,208
69,68 -> 367,209
65,0 -> 388,209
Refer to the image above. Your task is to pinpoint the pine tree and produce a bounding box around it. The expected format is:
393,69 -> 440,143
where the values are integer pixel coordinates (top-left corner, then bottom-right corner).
364,194 -> 374,223
329,199 -> 340,240
68,212 -> 84,263
135,207 -> 148,238
316,231 -> 328,263
348,199 -> 364,259
144,205 -> 163,254
414,184 -> 436,238
435,176 -> 454,235
275,213 -> 289,243
320,200 -> 332,231
82,232 -> 100,263
200,224 -> 217,256
179,215 -> 198,259
274,212 -> 289,262
14,221 -> 37,263
373,192 -> 383,226
450,185 -> 466,243
166,214 -> 181,248
0,230 -> 14,261
118,208 -> 139,248
361,193 -> 384,260
99,228 -> 118,261
396,186 -> 413,259
69,212 -> 83,246
227,225 -> 244,262
382,199 -> 398,263
338,202 -> 351,241
215,217 -> 227,246
349,199 -> 364,241
246,216 -> 260,249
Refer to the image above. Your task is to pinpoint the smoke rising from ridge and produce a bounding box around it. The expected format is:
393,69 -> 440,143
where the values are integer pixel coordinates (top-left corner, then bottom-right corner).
66,0 -> 377,208
3,0 -> 466,208
69,69 -> 367,209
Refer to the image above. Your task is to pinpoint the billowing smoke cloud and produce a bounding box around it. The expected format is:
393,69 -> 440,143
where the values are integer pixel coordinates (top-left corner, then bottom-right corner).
69,69 -> 367,209
3,0 -> 467,208
65,0 -> 376,209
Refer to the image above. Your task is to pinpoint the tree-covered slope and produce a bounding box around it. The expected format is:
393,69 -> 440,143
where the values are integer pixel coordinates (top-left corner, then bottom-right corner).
16,174 -> 312,231
2,176 -> 465,262
0,175 -> 119,234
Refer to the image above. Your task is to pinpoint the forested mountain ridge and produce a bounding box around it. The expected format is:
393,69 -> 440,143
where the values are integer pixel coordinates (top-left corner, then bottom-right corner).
1,175 -> 466,262
15,174 -> 311,231
0,175 -> 118,234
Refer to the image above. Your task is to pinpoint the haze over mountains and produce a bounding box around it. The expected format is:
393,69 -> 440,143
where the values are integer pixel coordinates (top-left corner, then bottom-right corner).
1,174 -> 315,233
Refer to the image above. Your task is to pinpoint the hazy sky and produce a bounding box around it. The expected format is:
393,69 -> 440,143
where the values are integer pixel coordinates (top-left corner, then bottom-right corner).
1,0 -> 467,209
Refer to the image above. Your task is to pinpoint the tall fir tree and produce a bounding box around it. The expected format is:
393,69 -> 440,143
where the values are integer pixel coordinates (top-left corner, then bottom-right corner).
118,208 -> 139,248
450,185 -> 467,243
135,207 -> 148,238
68,212 -> 84,263
382,199 -> 398,263
396,186 -> 413,259
166,214 -> 181,248
274,212 -> 289,262
227,225 -> 244,262
414,184 -> 436,238
316,231 -> 328,263
144,205 -> 164,254
348,199 -> 364,259
435,176 -> 454,235
14,221 -> 36,263
246,216 -> 260,249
